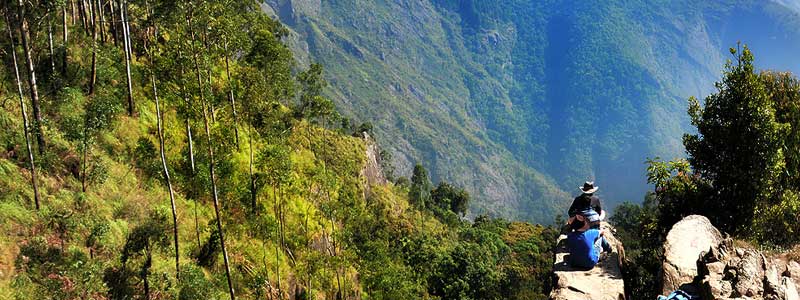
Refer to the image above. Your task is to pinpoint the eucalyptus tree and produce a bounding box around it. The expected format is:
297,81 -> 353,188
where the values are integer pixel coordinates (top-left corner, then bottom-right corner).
5,10 -> 40,209
88,0 -> 97,94
119,0 -> 133,115
187,3 -> 235,298
61,0 -> 68,75
144,5 -> 180,278
14,0 -> 46,154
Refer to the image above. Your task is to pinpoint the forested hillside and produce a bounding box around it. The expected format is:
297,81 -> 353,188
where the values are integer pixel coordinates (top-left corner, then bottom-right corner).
0,0 -> 557,299
263,0 -> 800,222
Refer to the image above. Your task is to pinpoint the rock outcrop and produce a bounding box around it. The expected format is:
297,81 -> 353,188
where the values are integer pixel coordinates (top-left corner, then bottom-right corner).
361,132 -> 387,188
550,222 -> 625,300
661,215 -> 800,300
662,215 -> 723,294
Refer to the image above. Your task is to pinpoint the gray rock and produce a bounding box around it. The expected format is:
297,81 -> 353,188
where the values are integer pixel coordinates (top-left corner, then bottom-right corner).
734,250 -> 765,297
662,215 -> 723,294
785,277 -> 800,300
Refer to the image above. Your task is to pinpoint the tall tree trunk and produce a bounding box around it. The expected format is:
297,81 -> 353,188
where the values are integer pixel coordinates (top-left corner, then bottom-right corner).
147,6 -> 180,279
273,185 -> 282,297
97,0 -> 105,43
62,5 -> 68,75
81,139 -> 88,192
17,0 -> 46,154
47,14 -> 55,74
109,0 -> 118,45
153,68 -> 180,279
248,124 -> 256,213
89,0 -> 97,95
223,39 -> 239,149
189,12 -> 235,300
6,12 -> 41,210
79,0 -> 88,36
143,244 -> 151,300
177,46 -> 199,248
120,0 -> 133,116
70,0 -> 76,25
177,48 -> 195,173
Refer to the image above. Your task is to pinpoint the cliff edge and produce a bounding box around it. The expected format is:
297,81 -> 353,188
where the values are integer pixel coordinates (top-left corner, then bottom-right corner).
550,222 -> 626,300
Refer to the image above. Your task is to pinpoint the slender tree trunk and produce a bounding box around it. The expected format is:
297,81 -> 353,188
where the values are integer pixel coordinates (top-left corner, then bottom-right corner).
223,39 -> 239,149
79,0 -> 89,36
143,244 -> 151,300
153,69 -> 180,279
120,0 -> 133,116
109,0 -> 118,45
178,48 -> 196,173
273,185 -> 282,297
177,46 -> 199,248
47,15 -> 55,74
97,0 -> 105,43
71,0 -> 76,25
6,12 -> 41,210
189,12 -> 235,300
62,5 -> 68,75
146,6 -> 180,279
89,0 -> 97,95
17,0 -> 46,154
81,139 -> 88,192
248,124 -> 256,213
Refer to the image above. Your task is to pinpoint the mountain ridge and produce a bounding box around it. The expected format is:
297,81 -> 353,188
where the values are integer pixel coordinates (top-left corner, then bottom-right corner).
262,0 -> 800,222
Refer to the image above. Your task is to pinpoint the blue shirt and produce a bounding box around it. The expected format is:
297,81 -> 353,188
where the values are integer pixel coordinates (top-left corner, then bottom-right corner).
567,228 -> 602,269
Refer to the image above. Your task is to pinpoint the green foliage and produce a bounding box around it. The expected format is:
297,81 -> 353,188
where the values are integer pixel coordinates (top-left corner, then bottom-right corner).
0,0 -> 562,298
177,264 -> 214,300
684,45 -> 787,234
610,196 -> 663,299
431,181 -> 470,217
409,164 -> 432,208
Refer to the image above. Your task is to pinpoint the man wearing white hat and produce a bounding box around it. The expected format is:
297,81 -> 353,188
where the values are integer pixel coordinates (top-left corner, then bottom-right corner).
567,181 -> 606,231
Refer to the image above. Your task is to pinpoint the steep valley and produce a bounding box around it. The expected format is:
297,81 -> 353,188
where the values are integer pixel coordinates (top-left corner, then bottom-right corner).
262,0 -> 800,222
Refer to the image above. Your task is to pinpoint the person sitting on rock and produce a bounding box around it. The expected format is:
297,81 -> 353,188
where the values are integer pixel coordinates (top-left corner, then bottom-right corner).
567,181 -> 606,231
566,218 -> 612,269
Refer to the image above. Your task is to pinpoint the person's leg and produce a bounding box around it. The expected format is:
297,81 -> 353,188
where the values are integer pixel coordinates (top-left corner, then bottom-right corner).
594,235 -> 611,253
600,236 -> 611,253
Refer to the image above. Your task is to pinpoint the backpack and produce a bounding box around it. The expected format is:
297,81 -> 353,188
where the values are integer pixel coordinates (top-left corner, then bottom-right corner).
657,289 -> 697,300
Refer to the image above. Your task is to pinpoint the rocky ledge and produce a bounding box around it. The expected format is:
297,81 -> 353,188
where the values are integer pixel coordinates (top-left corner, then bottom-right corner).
550,222 -> 626,300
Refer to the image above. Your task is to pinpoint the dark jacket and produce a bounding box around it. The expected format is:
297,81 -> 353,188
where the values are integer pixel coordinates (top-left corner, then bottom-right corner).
568,194 -> 602,217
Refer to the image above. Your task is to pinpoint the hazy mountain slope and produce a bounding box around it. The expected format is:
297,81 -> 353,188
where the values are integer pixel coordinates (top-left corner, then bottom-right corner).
262,0 -> 800,222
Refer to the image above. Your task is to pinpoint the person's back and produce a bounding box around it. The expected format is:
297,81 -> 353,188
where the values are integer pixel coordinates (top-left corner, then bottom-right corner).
566,228 -> 610,269
567,228 -> 600,269
568,191 -> 603,231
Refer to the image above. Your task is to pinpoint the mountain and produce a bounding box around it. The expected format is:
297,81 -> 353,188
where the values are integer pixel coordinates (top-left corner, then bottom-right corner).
261,0 -> 800,222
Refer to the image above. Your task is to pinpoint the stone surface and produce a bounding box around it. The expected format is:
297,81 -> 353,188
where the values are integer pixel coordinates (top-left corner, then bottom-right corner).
549,222 -> 625,300
669,215 -> 800,300
734,250 -> 765,297
361,132 -> 387,189
662,215 -> 723,294
785,277 -> 800,300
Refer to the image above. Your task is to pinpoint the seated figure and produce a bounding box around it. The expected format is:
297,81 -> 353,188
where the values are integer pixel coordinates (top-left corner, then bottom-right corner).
567,181 -> 606,231
566,216 -> 612,269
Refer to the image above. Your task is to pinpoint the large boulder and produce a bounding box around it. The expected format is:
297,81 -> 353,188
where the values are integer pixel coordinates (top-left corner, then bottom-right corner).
662,215 -> 800,300
550,222 -> 625,300
662,215 -> 723,294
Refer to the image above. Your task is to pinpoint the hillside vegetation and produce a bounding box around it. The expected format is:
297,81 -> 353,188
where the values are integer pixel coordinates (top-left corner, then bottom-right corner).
0,0 -> 556,299
264,0 -> 800,222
